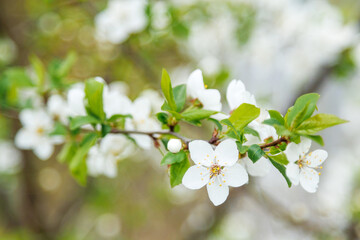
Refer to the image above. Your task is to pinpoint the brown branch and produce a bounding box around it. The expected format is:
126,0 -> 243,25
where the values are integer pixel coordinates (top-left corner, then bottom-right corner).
259,136 -> 288,149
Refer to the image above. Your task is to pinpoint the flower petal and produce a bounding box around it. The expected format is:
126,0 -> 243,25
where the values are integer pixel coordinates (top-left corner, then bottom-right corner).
187,69 -> 205,99
226,80 -> 245,110
214,139 -> 239,166
34,142 -> 54,160
244,157 -> 270,177
188,140 -> 214,166
131,134 -> 152,150
305,150 -> 328,168
197,89 -> 222,111
222,163 -> 248,187
284,142 -> 302,163
182,166 -> 210,189
299,167 -> 319,193
14,129 -> 34,149
206,175 -> 229,206
299,138 -> 311,157
286,163 -> 300,185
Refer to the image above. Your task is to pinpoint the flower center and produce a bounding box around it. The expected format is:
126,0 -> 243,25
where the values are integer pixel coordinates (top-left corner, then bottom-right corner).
210,164 -> 221,178
36,127 -> 45,135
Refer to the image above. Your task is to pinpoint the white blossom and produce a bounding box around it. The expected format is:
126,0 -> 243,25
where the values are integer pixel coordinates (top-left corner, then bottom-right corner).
167,139 -> 182,153
0,141 -> 22,173
182,139 -> 248,206
285,138 -> 328,193
87,134 -> 135,178
47,94 -> 69,124
186,69 -> 222,112
15,108 -> 63,160
95,0 -> 148,44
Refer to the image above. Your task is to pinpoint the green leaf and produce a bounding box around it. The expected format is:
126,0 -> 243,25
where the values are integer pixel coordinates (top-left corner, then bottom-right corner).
229,103 -> 260,131
161,151 -> 186,166
268,110 -> 284,125
295,114 -> 348,135
29,55 -> 45,90
236,141 -> 249,154
263,119 -> 292,136
269,153 -> 289,165
169,157 -> 190,188
173,84 -> 187,112
221,119 -> 240,139
156,112 -> 169,125
107,114 -> 132,122
57,51 -> 77,78
285,93 -> 320,129
58,142 -> 77,164
208,118 -> 223,131
247,144 -> 265,163
243,126 -> 260,140
101,124 -> 112,137
50,122 -> 68,136
69,115 -> 101,130
268,155 -> 292,187
302,135 -> 324,146
70,132 -> 98,185
85,78 -> 106,121
161,69 -> 177,111
182,107 -> 217,121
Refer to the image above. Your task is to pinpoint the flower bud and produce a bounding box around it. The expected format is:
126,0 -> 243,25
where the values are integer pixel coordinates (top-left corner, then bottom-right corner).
167,139 -> 182,153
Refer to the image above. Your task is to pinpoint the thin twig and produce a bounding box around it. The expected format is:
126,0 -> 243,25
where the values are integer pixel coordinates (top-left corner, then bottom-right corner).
259,136 -> 288,149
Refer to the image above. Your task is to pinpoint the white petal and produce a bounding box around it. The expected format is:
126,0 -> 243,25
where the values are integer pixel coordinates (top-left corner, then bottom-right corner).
222,163 -> 248,187
131,134 -> 152,150
132,96 -> 151,119
244,157 -> 270,177
197,89 -> 222,111
14,129 -> 34,149
182,166 -> 210,189
187,69 -> 205,99
189,140 -> 214,166
102,156 -> 118,178
34,142 -> 54,160
299,138 -> 311,157
284,142 -> 302,163
206,175 -> 229,206
214,139 -> 238,166
226,80 -> 245,110
286,163 -> 300,185
305,150 -> 328,168
299,167 -> 319,193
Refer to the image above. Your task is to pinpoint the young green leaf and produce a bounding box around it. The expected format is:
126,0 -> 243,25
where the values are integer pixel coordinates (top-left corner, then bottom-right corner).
29,55 -> 45,90
50,122 -> 68,136
169,157 -> 190,188
70,115 -> 101,130
107,114 -> 132,122
295,113 -> 348,135
229,103 -> 260,131
85,78 -> 106,121
181,108 -> 217,121
208,118 -> 223,131
70,132 -> 98,185
161,151 -> 187,166
243,126 -> 260,140
302,135 -> 324,146
247,144 -> 265,163
285,93 -> 320,129
57,141 -> 77,164
267,155 -> 292,187
57,51 -> 77,78
269,153 -> 289,165
173,84 -> 187,112
161,69 -> 177,111
236,141 -> 249,154
268,110 -> 285,125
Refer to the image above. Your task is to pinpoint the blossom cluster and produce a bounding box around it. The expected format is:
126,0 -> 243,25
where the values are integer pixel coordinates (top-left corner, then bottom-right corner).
10,66 -> 340,206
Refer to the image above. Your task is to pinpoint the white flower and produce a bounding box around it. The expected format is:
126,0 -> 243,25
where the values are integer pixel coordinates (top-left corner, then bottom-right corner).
140,89 -> 164,113
47,94 -> 69,124
95,0 -> 148,44
167,139 -> 182,153
15,109 -> 63,160
226,79 -> 256,111
125,96 -> 161,149
0,141 -> 22,173
87,134 -> 135,178
103,83 -> 132,118
182,139 -> 248,206
67,83 -> 86,117
151,1 -> 170,30
285,138 -> 328,193
186,69 -> 222,112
